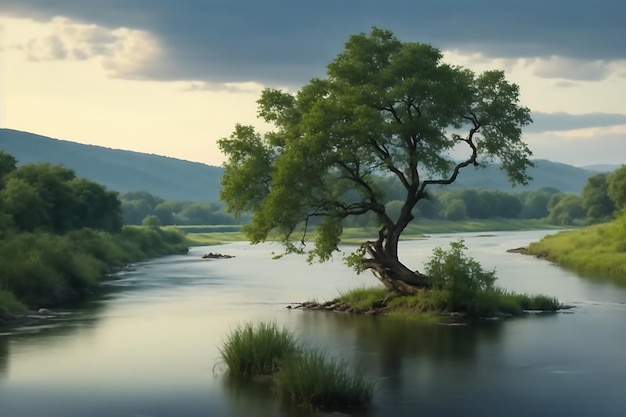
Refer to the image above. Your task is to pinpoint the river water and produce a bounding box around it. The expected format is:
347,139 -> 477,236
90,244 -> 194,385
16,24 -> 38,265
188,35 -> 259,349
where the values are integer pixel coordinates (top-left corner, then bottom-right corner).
1,230 -> 625,417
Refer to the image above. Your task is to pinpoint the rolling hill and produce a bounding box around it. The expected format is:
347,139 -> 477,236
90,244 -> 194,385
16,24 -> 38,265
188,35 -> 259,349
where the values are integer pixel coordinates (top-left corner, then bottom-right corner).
0,128 -> 602,201
0,129 -> 223,201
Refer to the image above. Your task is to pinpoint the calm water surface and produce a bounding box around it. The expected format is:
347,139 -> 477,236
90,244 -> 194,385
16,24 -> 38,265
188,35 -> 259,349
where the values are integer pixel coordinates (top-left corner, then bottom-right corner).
1,230 -> 625,417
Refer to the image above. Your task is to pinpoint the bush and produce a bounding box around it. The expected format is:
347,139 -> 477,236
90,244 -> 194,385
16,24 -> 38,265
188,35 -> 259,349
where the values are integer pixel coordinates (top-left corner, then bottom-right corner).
276,348 -> 375,408
219,322 -> 299,376
425,240 -> 497,313
0,289 -> 26,314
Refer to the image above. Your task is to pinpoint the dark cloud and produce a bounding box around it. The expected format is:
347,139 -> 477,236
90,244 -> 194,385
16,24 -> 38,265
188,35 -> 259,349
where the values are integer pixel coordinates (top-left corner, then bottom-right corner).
2,0 -> 625,85
528,112 -> 626,133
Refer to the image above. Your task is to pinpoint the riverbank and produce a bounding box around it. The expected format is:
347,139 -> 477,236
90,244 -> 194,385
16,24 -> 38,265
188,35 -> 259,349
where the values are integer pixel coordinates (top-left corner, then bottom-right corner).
0,226 -> 189,319
526,211 -> 626,285
180,219 -> 567,246
293,286 -> 561,321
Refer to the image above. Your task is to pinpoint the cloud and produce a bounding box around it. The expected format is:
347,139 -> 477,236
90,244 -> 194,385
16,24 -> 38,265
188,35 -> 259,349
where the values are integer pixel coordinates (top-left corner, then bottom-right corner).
525,125 -> 626,166
181,81 -> 263,94
528,112 -> 626,133
12,17 -> 162,78
530,57 -> 610,81
2,0 -> 625,85
26,35 -> 67,61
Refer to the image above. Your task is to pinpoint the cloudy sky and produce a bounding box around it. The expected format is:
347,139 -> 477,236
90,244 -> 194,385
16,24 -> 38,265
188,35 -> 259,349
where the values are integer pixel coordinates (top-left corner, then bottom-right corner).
1,0 -> 625,167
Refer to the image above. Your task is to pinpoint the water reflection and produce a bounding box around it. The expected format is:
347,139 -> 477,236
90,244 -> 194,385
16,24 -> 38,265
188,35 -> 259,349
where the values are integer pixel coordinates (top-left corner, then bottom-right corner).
1,233 -> 625,417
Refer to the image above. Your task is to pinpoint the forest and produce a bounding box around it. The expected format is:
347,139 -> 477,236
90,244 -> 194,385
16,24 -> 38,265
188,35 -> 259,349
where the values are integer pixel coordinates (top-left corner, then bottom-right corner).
0,151 -> 189,318
119,166 -> 626,229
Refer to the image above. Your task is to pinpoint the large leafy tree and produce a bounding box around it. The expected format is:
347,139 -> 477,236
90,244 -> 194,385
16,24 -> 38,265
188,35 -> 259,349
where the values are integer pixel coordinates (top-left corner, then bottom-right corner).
581,173 -> 615,221
219,28 -> 533,293
608,165 -> 626,211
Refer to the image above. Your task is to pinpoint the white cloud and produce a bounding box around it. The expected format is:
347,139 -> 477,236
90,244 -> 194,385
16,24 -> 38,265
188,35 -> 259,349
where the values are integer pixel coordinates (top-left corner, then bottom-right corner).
529,56 -> 610,81
26,34 -> 67,61
13,16 -> 162,79
182,81 -> 263,94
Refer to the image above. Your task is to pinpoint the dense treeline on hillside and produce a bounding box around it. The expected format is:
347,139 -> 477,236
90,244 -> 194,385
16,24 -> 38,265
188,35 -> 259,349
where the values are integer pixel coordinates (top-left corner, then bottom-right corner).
0,151 -> 189,318
122,186 -> 564,228
540,165 -> 626,226
119,168 -> 626,230
120,191 -> 245,226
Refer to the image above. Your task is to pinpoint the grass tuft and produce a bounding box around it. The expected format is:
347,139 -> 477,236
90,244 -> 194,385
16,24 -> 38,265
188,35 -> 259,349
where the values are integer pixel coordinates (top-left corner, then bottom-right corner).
276,347 -> 376,409
219,322 -> 299,376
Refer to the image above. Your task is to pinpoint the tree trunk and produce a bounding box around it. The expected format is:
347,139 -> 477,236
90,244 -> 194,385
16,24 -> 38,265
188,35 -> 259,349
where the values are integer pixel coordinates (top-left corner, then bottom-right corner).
361,231 -> 432,294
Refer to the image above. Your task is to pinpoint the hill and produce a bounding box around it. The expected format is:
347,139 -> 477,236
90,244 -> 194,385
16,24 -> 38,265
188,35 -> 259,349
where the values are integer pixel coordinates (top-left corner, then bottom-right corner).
449,159 -> 595,193
1,129 -> 597,201
0,129 -> 223,201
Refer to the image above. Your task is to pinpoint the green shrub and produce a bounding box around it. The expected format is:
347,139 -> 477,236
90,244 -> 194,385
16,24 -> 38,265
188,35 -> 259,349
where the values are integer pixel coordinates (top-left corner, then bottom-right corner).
219,322 -> 299,376
0,289 -> 26,313
276,348 -> 375,408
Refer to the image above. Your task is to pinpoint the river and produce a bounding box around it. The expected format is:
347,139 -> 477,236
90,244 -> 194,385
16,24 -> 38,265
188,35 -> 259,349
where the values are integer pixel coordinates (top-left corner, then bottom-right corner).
1,230 -> 625,417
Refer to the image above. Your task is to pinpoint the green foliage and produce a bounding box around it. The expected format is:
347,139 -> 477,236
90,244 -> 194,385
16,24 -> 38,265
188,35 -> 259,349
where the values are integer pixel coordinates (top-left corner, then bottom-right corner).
0,161 -> 123,234
276,348 -> 375,408
546,193 -> 585,225
0,289 -> 26,313
219,322 -> 299,376
338,284 -> 560,318
337,286 -> 389,310
442,199 -> 467,220
527,210 -> 626,284
219,28 -> 533,265
0,151 -> 17,181
0,226 -> 188,308
582,173 -> 615,222
120,191 -> 241,226
142,214 -> 162,227
608,165 -> 626,210
426,240 -> 496,298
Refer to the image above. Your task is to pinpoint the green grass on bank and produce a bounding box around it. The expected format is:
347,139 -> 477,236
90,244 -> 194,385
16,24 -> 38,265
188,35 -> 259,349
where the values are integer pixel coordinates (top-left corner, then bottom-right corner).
527,211 -> 626,285
180,219 -> 565,246
0,226 -> 189,313
336,239 -> 560,319
337,286 -> 560,319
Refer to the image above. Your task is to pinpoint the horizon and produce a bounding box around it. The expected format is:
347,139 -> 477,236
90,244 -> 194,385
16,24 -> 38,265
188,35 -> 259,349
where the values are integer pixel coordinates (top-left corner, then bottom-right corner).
1,2 -> 625,167
1,127 -> 620,171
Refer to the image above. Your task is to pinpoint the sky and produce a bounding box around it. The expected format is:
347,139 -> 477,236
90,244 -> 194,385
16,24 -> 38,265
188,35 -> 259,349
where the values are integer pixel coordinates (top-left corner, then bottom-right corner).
1,0 -> 625,168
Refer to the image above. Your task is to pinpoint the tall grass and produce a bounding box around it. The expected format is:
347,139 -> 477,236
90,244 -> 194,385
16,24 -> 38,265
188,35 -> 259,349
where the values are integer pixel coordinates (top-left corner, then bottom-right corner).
527,212 -> 626,284
276,348 -> 376,408
219,322 -> 299,376
219,321 -> 376,409
0,226 -> 189,309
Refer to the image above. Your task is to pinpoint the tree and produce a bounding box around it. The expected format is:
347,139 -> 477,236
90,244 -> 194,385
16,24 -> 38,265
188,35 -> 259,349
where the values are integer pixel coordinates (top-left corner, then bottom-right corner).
219,28 -> 533,293
581,173 -> 614,221
0,151 -> 17,183
547,193 -> 585,225
608,165 -> 626,211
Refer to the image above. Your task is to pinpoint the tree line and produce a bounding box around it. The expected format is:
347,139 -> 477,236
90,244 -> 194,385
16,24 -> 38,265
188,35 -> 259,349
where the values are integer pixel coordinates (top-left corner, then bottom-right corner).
118,166 -> 626,230
0,151 -> 188,316
120,191 -> 245,226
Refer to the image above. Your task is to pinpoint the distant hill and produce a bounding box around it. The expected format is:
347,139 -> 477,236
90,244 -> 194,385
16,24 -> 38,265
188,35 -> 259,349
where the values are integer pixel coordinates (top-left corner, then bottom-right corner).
0,129 -> 223,201
449,159 -> 595,193
579,164 -> 621,173
1,129 -> 596,201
